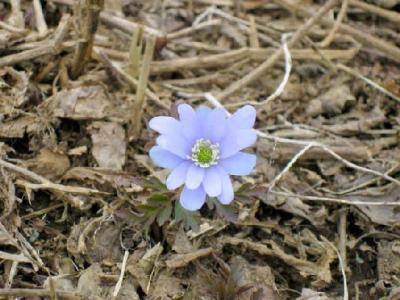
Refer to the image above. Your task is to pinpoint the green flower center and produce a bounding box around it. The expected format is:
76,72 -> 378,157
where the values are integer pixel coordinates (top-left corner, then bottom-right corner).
191,139 -> 219,168
196,145 -> 213,164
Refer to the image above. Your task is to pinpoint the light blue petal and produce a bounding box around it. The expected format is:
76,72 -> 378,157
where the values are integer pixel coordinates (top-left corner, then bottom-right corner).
166,161 -> 191,190
180,185 -> 206,211
149,116 -> 180,135
178,104 -> 200,142
219,128 -> 257,158
149,146 -> 183,169
157,134 -> 191,159
185,165 -> 205,189
217,167 -> 234,205
178,103 -> 196,121
204,108 -> 227,142
203,166 -> 222,197
236,129 -> 257,149
229,105 -> 256,129
220,152 -> 256,175
196,106 -> 212,118
196,106 -> 212,136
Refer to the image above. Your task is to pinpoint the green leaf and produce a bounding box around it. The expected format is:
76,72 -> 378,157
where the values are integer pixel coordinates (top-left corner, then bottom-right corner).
157,202 -> 172,226
174,201 -> 201,232
137,192 -> 175,232
144,176 -> 167,191
174,200 -> 184,222
137,204 -> 159,212
208,198 -> 238,223
148,193 -> 169,205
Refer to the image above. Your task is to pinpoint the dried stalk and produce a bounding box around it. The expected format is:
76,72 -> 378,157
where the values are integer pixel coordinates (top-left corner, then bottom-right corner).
70,0 -> 104,79
100,11 -> 163,37
129,35 -> 157,140
219,33 -> 293,109
0,20 -> 27,34
349,0 -> 400,25
217,0 -> 339,100
5,261 -> 18,288
166,19 -> 221,40
95,49 -> 168,109
338,209 -> 348,270
9,0 -> 24,29
0,159 -> 106,196
270,190 -> 400,206
33,0 -> 48,36
318,0 -> 349,48
337,63 -> 400,104
274,0 -> 400,63
49,278 -> 58,300
128,26 -> 144,78
248,16 -> 260,48
0,14 -> 71,68
0,289 -> 83,300
150,47 -> 356,75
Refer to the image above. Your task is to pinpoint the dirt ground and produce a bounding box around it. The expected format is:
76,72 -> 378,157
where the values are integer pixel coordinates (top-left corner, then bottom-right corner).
1,0 -> 400,299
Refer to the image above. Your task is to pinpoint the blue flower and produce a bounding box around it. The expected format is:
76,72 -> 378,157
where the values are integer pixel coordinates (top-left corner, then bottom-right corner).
149,104 -> 257,211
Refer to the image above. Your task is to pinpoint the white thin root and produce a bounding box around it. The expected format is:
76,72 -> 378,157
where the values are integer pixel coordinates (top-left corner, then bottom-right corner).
268,142 -> 314,192
225,33 -> 292,108
112,250 -> 129,298
260,33 -> 292,106
321,237 -> 349,300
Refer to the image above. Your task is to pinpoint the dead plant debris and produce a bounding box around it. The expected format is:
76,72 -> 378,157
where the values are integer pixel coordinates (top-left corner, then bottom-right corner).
0,0 -> 400,299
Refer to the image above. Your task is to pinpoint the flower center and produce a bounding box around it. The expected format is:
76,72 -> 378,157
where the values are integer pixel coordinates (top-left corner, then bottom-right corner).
191,139 -> 219,168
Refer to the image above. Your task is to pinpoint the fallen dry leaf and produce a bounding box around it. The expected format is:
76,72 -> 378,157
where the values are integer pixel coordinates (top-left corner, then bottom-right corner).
166,248 -> 213,268
24,148 -> 70,180
63,167 -> 143,191
88,122 -> 126,170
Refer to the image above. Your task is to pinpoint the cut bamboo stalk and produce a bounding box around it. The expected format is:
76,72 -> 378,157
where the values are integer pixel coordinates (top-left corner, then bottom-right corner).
70,0 -> 104,79
129,35 -> 157,140
128,26 -> 144,79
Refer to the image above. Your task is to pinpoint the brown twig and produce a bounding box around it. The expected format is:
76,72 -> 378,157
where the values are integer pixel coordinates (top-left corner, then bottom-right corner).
338,209 -> 348,270
9,0 -> 24,29
49,278 -> 58,300
95,49 -> 168,109
248,16 -> 260,48
128,26 -> 144,79
274,0 -> 400,63
0,20 -> 27,34
150,47 -> 357,75
100,11 -> 163,37
0,159 -> 106,196
217,0 -> 339,100
337,63 -> 400,104
349,0 -> 400,25
166,19 -> 221,40
70,0 -> 104,79
0,289 -> 83,300
129,35 -> 157,140
270,190 -> 400,206
33,0 -> 48,36
318,0 -> 349,48
21,203 -> 64,220
0,14 -> 71,68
